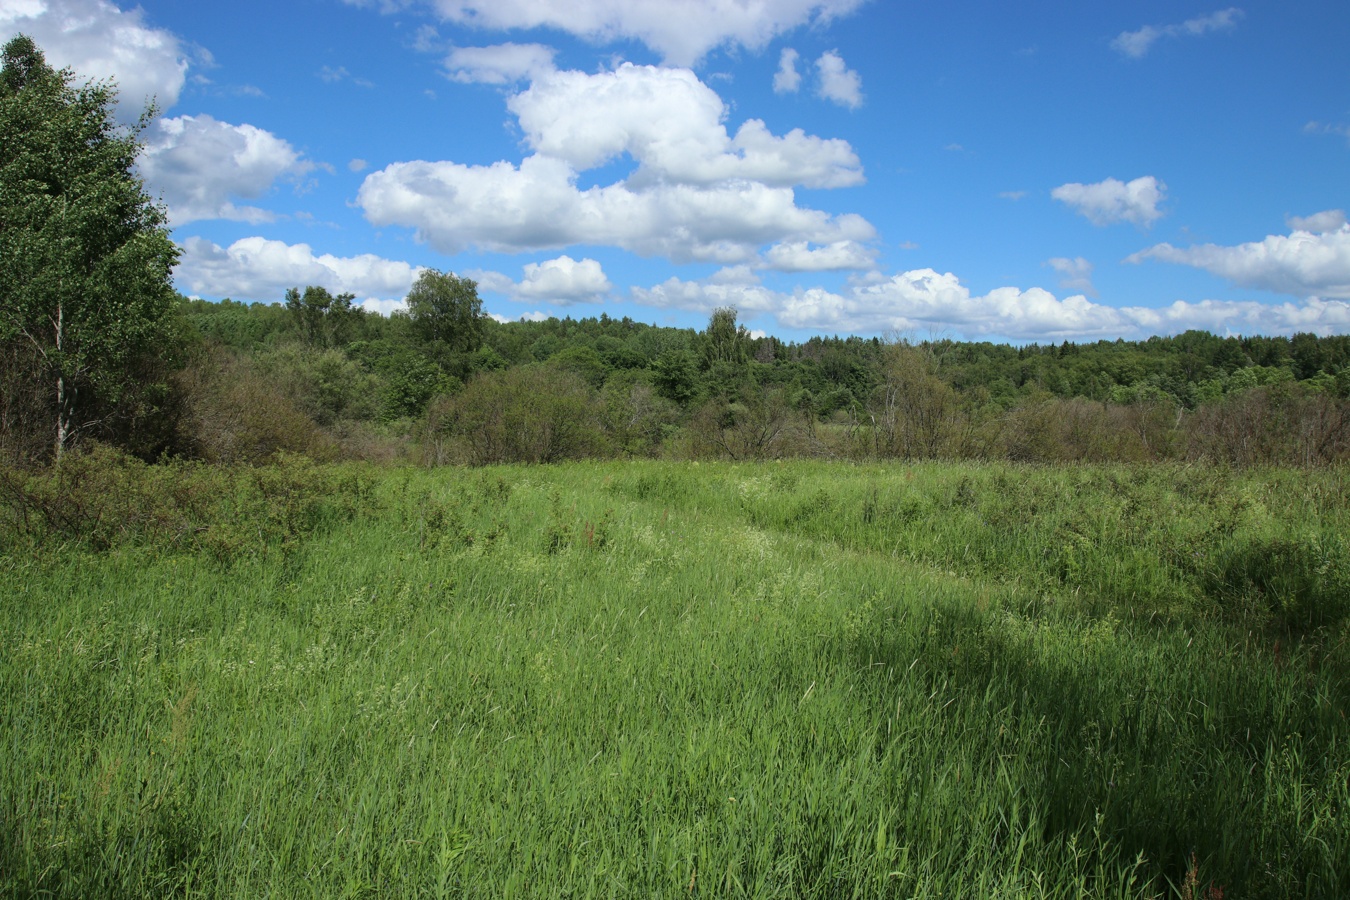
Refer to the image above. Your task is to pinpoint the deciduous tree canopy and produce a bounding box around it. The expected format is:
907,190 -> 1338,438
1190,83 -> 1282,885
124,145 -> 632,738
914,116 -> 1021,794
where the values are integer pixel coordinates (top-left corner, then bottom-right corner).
0,35 -> 181,462
405,269 -> 483,353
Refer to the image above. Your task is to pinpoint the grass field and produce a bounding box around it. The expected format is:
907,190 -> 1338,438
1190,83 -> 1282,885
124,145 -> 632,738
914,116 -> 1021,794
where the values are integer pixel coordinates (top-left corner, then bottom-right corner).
2,459 -> 1348,897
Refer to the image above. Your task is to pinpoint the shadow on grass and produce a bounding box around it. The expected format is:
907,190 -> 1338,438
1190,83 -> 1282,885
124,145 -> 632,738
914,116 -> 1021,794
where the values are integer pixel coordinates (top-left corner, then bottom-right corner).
839,595 -> 1348,899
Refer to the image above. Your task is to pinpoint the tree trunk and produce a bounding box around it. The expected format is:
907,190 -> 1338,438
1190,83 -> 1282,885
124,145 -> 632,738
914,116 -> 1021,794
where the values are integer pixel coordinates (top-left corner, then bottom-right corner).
53,302 -> 68,463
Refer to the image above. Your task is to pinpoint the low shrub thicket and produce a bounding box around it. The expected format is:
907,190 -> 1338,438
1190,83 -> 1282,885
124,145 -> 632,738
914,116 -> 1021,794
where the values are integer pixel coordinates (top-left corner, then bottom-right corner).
0,444 -> 376,562
423,364 -> 604,465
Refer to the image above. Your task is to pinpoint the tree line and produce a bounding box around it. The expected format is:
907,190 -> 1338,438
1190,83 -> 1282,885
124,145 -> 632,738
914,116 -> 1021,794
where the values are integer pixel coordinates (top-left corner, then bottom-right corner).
35,288 -> 1349,469
4,33 -> 1349,471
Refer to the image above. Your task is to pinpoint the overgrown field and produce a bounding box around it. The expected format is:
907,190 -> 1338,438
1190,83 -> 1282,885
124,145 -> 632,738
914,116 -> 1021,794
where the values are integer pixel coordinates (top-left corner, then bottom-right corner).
2,457 -> 1348,897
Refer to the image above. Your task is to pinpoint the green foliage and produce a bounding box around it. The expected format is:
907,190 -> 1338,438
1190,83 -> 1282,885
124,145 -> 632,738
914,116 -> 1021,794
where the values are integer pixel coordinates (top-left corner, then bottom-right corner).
870,342 -> 962,459
379,354 -> 457,423
284,285 -> 357,348
173,288 -> 1350,469
598,371 -> 680,457
699,306 -> 751,371
342,338 -> 456,422
1194,520 -> 1350,633
425,364 -> 603,464
0,443 -> 375,560
653,347 -> 699,405
548,344 -> 609,389
179,351 -> 337,464
252,345 -> 381,426
2,460 -> 1347,897
0,35 -> 182,461
178,297 -> 293,350
405,269 -> 483,352
688,384 -> 804,459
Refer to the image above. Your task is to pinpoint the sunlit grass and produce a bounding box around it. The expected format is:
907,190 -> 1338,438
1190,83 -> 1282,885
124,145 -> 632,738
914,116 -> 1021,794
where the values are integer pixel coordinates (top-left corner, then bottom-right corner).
2,460 -> 1347,897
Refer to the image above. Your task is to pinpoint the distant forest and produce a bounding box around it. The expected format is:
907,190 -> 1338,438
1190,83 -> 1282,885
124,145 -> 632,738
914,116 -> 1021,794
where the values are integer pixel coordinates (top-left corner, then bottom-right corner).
6,284 -> 1350,468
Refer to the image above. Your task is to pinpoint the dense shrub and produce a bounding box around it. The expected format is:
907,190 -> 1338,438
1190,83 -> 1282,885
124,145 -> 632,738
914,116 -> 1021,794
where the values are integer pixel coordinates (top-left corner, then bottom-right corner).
997,397 -> 1163,463
686,385 -> 805,460
598,372 -> 680,457
251,345 -> 381,426
424,365 -> 603,465
178,352 -> 336,464
1185,383 -> 1350,467
868,343 -> 964,459
0,444 -> 376,560
0,340 -> 49,465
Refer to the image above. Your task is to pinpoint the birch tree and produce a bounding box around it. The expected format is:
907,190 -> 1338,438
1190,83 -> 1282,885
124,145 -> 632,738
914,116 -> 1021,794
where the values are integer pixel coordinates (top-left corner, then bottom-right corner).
0,35 -> 180,462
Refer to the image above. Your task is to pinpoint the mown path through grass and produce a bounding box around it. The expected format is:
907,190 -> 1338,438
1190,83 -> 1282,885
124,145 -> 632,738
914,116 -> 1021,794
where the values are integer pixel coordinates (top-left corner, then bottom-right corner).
2,459 -> 1347,897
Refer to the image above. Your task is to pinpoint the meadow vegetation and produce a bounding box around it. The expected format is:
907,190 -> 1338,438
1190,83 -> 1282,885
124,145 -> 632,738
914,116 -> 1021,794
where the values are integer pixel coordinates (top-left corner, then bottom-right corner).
3,36 -> 1348,896
2,456 -> 1347,897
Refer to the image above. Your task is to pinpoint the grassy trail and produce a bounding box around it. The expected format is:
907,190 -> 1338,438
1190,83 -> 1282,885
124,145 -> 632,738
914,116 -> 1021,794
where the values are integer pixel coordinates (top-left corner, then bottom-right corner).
2,460 -> 1347,897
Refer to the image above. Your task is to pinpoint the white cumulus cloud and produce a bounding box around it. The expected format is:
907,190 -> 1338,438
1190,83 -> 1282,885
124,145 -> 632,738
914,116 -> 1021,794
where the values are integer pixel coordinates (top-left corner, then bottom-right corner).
508,63 -> 863,188
138,115 -> 316,225
1128,225 -> 1350,299
359,155 -> 873,262
634,269 -> 1350,339
357,62 -> 871,263
805,270 -> 1124,337
444,42 -> 556,83
348,0 -> 868,66
175,236 -> 421,306
1112,8 -> 1244,59
763,240 -> 875,271
1124,297 -> 1350,337
0,0 -> 189,120
631,276 -> 782,316
774,47 -> 801,93
814,50 -> 862,109
1052,176 -> 1166,228
474,255 -> 612,304
1286,209 -> 1346,233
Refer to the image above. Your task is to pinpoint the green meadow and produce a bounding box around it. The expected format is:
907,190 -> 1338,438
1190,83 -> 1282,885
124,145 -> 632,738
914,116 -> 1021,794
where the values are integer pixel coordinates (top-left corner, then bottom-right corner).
2,458 -> 1348,897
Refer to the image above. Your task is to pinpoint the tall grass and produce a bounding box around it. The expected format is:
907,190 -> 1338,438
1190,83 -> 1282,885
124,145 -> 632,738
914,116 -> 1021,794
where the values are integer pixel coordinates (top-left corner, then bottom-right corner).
2,458 -> 1346,897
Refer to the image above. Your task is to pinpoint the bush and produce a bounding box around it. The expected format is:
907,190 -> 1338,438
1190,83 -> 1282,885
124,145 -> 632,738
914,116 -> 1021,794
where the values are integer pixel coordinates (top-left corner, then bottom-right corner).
424,365 -> 604,465
178,352 -> 336,464
598,372 -> 679,457
686,385 -> 803,460
252,345 -> 381,426
1185,383 -> 1350,467
0,444 -> 376,560
868,343 -> 963,459
996,397 -> 1166,463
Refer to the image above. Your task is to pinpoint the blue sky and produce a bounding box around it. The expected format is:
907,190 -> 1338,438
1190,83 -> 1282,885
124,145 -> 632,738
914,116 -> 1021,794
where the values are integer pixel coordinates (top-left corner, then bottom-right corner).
4,0 -> 1348,342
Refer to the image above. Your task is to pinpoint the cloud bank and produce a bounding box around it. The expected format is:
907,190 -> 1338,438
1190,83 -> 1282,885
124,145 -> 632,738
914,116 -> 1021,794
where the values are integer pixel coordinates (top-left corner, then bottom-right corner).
634,269 -> 1350,340
1129,224 -> 1350,299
